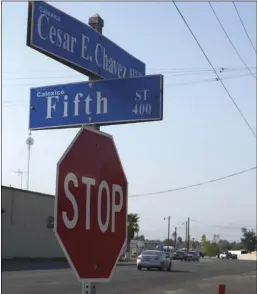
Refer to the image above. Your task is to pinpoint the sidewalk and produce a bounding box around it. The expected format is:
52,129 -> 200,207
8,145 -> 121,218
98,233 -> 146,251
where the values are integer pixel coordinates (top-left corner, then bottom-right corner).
160,271 -> 256,294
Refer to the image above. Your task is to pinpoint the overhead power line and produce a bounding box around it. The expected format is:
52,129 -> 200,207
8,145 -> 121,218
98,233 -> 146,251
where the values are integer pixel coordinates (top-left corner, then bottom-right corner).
3,66 -> 256,81
129,166 -> 256,198
3,71 -> 255,109
3,70 -> 255,91
3,71 -> 256,109
190,218 -> 254,231
166,71 -> 256,87
208,2 -> 256,80
148,66 -> 257,73
232,2 -> 257,55
172,1 -> 256,139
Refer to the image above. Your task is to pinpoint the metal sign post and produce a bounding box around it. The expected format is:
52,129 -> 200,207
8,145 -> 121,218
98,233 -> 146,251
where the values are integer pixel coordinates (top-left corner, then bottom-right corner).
82,282 -> 96,294
88,13 -> 104,131
82,13 -> 104,294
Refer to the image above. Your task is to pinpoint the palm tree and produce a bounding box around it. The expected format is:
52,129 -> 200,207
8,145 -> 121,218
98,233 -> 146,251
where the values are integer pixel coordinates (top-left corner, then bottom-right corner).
127,213 -> 140,249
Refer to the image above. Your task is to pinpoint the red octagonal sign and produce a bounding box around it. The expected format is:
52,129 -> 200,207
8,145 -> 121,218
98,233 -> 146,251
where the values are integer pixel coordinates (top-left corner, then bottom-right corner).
54,127 -> 127,282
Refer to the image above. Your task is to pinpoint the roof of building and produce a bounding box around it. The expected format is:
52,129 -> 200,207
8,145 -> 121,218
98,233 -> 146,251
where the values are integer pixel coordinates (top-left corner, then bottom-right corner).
1,185 -> 54,199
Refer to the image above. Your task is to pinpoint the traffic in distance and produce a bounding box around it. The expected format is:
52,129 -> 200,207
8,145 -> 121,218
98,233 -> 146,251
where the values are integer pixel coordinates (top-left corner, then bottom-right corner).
123,248 -> 246,272
125,249 -> 204,272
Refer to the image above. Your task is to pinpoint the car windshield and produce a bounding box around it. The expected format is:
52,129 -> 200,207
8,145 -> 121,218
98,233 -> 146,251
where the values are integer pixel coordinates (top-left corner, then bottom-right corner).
141,250 -> 160,256
189,251 -> 196,254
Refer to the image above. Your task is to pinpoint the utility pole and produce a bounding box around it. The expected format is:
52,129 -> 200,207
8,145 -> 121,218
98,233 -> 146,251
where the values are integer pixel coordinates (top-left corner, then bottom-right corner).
26,132 -> 34,190
167,216 -> 170,251
14,169 -> 24,189
185,221 -> 188,251
164,216 -> 171,251
187,217 -> 190,251
174,227 -> 177,249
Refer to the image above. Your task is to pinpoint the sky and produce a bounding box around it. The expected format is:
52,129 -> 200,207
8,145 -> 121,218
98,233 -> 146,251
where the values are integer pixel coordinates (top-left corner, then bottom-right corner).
2,2 -> 256,242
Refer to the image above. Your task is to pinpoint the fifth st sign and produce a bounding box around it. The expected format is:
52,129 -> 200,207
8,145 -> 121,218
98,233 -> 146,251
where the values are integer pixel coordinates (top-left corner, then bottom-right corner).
29,75 -> 163,130
26,1 -> 145,79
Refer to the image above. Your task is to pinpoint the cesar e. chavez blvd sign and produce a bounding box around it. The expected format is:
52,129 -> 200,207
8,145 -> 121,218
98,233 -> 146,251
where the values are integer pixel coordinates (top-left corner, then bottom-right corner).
27,1 -> 145,79
29,75 -> 163,130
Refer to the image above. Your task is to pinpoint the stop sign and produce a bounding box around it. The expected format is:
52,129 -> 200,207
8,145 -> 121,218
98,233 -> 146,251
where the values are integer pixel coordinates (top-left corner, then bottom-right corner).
54,127 -> 127,282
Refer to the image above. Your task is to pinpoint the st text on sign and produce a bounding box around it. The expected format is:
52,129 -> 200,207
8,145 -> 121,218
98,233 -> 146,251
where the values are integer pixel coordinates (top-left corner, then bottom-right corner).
29,74 -> 163,130
27,1 -> 145,79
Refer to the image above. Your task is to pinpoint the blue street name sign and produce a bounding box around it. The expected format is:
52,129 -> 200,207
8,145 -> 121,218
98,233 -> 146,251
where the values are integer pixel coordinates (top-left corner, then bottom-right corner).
29,75 -> 163,130
27,1 -> 145,79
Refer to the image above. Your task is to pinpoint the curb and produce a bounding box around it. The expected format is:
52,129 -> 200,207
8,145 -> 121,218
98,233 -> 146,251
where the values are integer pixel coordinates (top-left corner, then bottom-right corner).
117,262 -> 135,266
2,259 -> 136,272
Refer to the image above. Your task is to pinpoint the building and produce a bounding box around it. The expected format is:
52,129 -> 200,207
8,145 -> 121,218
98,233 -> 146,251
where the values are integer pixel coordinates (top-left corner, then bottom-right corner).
129,239 -> 145,256
163,245 -> 175,253
1,186 -> 63,259
144,239 -> 164,250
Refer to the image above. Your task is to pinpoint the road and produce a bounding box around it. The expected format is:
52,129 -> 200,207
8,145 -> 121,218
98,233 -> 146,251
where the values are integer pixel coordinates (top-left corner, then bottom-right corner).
2,260 -> 256,294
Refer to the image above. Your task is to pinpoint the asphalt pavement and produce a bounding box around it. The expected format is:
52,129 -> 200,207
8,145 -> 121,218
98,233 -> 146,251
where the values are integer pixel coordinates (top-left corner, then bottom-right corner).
2,259 -> 256,294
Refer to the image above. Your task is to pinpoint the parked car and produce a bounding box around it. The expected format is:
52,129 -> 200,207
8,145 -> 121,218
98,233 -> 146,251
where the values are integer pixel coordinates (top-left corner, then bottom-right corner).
199,252 -> 205,258
119,253 -> 129,261
218,252 -> 237,259
185,251 -> 200,262
165,251 -> 171,259
172,251 -> 187,261
137,250 -> 172,271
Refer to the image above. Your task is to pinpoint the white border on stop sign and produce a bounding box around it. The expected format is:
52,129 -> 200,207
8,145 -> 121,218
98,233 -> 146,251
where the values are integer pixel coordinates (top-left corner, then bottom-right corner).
54,126 -> 128,283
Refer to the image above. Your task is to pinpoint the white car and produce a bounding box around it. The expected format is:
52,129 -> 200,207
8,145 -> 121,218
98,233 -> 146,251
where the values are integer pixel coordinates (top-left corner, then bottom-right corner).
219,253 -> 227,259
137,250 -> 172,271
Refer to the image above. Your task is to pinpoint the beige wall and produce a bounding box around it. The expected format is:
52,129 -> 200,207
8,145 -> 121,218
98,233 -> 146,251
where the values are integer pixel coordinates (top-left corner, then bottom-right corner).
237,252 -> 257,261
1,186 -> 64,259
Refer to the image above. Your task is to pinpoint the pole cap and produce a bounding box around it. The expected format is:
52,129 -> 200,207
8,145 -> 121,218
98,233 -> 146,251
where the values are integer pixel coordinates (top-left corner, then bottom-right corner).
88,14 -> 104,33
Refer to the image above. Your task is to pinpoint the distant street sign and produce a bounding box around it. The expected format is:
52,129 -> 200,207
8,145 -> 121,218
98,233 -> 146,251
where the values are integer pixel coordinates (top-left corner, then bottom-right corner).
55,127 -> 127,281
27,1 -> 145,79
29,74 -> 163,130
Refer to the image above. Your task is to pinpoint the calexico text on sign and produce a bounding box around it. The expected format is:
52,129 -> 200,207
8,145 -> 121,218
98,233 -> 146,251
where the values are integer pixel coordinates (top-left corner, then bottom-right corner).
29,75 -> 163,130
27,1 -> 145,79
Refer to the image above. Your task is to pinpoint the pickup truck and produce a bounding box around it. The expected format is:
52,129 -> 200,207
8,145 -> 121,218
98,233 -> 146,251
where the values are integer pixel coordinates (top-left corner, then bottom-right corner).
218,252 -> 237,259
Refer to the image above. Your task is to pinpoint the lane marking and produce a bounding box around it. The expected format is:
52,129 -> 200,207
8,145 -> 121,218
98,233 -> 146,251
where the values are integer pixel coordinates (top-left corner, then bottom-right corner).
162,290 -> 185,294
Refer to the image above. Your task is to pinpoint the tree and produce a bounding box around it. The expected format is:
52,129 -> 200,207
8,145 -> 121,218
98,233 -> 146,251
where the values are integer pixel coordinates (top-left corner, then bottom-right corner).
201,234 -> 208,253
218,239 -> 232,251
231,242 -> 242,250
127,213 -> 140,250
212,234 -> 220,243
201,234 -> 219,256
241,227 -> 256,252
172,231 -> 177,239
163,238 -> 175,247
191,239 -> 201,250
134,234 -> 145,241
201,234 -> 207,246
208,242 -> 220,256
177,236 -> 183,247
